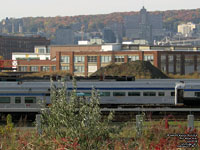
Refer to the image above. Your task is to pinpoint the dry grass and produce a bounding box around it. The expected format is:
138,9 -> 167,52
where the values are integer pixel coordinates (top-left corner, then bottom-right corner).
168,72 -> 200,79
91,61 -> 168,79
21,71 -> 71,78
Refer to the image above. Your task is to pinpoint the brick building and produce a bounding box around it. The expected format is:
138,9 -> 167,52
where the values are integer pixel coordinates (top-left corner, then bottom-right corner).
0,35 -> 50,59
15,44 -> 200,76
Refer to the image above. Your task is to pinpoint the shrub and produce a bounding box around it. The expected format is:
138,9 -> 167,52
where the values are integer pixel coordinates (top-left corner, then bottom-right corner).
40,77 -> 113,149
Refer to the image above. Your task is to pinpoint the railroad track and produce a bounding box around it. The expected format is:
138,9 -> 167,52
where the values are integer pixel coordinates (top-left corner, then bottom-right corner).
0,107 -> 199,113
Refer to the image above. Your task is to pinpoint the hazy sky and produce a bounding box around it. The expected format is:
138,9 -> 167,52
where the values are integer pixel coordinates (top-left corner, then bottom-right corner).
1,0 -> 200,19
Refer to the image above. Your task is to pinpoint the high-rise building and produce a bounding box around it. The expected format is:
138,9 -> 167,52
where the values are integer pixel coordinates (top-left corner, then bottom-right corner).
0,35 -> 50,59
54,26 -> 74,45
124,7 -> 164,44
103,28 -> 116,43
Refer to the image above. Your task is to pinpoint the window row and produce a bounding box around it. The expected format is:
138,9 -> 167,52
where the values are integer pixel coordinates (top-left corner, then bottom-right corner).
18,66 -> 56,72
101,56 -> 111,63
144,55 -> 154,61
128,56 -> 139,62
61,56 -> 70,63
74,91 -> 175,97
61,66 -> 70,71
60,55 -> 142,63
74,66 -> 84,73
0,97 -> 36,103
74,56 -> 85,63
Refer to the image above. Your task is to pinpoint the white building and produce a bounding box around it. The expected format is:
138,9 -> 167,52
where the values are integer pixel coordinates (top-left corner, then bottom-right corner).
178,22 -> 196,37
12,46 -> 51,69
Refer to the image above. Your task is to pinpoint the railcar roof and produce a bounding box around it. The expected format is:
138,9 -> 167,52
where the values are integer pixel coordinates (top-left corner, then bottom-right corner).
0,79 -> 200,89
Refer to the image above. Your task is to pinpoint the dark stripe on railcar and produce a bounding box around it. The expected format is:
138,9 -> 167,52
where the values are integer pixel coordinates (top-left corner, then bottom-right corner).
0,93 -> 46,96
68,87 -> 175,90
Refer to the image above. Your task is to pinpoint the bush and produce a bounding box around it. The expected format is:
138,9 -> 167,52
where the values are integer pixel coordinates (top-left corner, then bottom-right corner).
41,77 -> 113,149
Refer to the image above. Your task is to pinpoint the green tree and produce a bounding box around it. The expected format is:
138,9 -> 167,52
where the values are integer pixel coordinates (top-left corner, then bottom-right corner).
41,78 -> 113,149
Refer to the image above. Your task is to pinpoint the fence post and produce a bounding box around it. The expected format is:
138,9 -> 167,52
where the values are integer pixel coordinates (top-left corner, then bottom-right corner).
36,114 -> 42,135
187,115 -> 194,132
136,115 -> 144,137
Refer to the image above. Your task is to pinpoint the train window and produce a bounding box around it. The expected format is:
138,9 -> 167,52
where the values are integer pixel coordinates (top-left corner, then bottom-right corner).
171,92 -> 175,96
25,97 -> 36,103
113,92 -> 126,96
143,92 -> 156,96
84,92 -> 91,96
195,92 -> 200,97
15,97 -> 21,103
0,97 -> 10,103
128,92 -> 140,96
100,92 -> 110,96
158,92 -> 165,96
67,92 -> 71,96
45,93 -> 50,96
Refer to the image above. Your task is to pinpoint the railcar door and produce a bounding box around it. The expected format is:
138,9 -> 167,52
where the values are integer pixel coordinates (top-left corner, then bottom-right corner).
177,89 -> 184,104
175,82 -> 185,105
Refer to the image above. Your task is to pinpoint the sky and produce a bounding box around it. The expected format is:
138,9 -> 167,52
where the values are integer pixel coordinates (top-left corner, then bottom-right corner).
0,0 -> 200,20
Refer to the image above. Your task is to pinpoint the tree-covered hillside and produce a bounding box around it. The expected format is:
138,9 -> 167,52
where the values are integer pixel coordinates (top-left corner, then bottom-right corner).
1,8 -> 200,39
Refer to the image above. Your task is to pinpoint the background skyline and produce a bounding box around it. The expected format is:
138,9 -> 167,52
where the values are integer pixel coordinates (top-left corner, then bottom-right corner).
0,0 -> 200,20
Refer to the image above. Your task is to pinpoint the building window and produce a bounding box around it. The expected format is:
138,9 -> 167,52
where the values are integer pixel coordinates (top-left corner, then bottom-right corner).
185,55 -> 194,74
161,55 -> 166,72
115,56 -> 124,62
101,56 -> 111,63
74,56 -> 85,63
61,56 -> 70,63
46,47 -> 50,53
74,66 -> 84,73
19,66 -> 27,72
0,97 -> 10,103
168,55 -> 174,73
88,56 -> 97,62
38,48 -> 45,54
144,55 -> 154,61
143,92 -> 156,96
41,66 -> 50,72
176,55 -> 181,73
30,66 -> 39,72
128,56 -> 139,62
61,66 -> 69,71
113,92 -> 126,96
52,66 -> 56,71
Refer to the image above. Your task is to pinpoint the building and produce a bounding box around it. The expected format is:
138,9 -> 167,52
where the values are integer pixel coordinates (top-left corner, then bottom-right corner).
12,46 -> 51,61
105,21 -> 124,43
53,26 -> 74,45
124,7 -> 164,44
14,44 -> 200,76
0,35 -> 50,59
12,46 -> 52,71
178,22 -> 196,37
103,28 -> 116,43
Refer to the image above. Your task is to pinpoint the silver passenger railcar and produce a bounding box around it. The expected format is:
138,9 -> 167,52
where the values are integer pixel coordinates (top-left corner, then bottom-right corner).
0,79 -> 200,114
